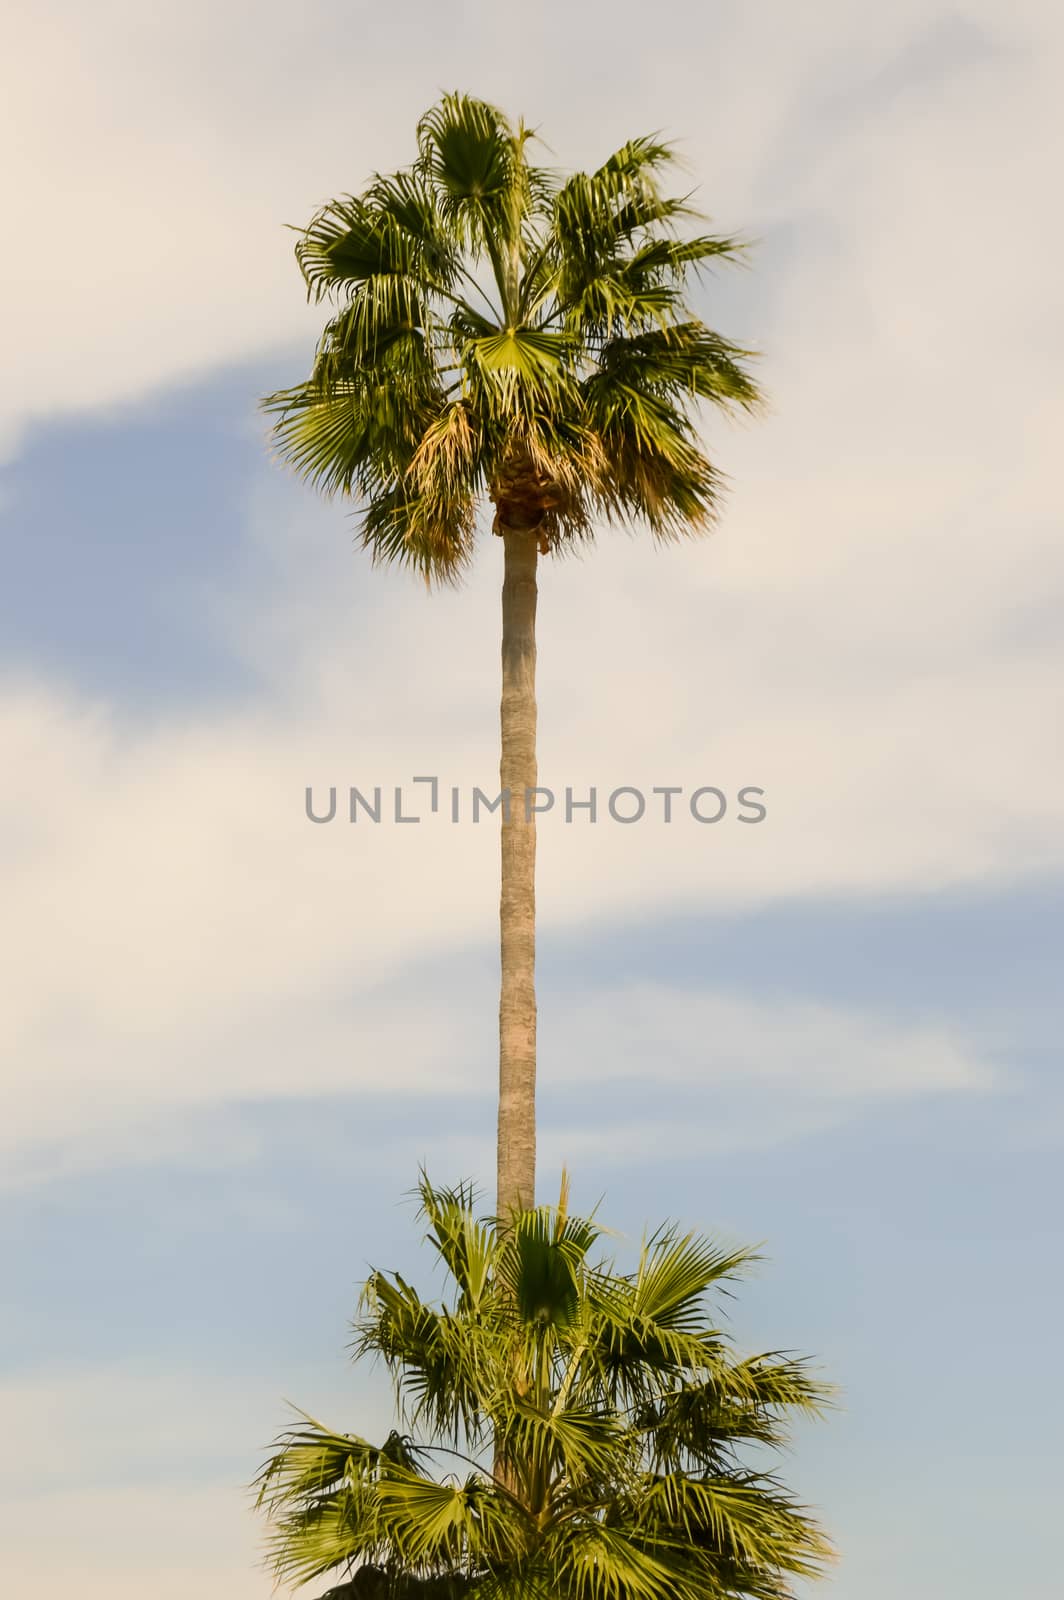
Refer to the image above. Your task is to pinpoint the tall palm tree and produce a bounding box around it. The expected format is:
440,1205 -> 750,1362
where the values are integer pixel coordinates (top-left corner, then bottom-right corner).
265,95 -> 761,1219
255,1177 -> 832,1600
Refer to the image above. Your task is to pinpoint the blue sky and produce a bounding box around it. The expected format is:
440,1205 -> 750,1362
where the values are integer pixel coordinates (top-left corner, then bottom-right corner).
2,2 -> 1063,1598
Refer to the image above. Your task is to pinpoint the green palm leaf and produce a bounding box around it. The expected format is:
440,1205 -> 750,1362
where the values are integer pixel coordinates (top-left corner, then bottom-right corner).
257,1181 -> 834,1600
263,90 -> 761,582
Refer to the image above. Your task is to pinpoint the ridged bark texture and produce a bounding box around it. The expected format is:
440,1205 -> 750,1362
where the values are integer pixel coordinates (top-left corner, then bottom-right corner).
497,525 -> 538,1222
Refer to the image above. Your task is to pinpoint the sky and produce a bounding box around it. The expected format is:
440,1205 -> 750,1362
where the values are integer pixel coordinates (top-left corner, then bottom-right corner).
1,1 -> 1062,1596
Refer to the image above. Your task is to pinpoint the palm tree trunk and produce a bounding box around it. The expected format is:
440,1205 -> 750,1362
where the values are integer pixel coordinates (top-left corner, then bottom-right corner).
497,524 -> 538,1221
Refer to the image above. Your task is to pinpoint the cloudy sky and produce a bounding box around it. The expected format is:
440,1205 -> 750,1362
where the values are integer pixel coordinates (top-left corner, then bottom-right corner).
2,1 -> 1062,1596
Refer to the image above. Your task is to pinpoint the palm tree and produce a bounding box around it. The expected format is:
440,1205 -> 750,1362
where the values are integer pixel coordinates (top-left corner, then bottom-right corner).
265,95 -> 761,1219
255,1176 -> 832,1600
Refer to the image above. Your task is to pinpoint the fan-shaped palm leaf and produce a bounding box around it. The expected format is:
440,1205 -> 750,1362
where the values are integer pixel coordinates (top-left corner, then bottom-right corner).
256,1181 -> 833,1600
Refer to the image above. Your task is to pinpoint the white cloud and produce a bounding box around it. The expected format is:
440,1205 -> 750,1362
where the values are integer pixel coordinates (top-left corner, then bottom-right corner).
2,366 -> 1054,1176
0,1363 -> 395,1597
0,1488 -> 265,1600
1,697 -> 996,1175
0,1365 -> 391,1500
3,0 -> 1059,451
543,984 -> 992,1098
538,984 -> 996,1166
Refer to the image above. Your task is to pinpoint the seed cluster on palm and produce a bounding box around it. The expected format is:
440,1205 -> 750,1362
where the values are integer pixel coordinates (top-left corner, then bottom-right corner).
256,1180 -> 832,1600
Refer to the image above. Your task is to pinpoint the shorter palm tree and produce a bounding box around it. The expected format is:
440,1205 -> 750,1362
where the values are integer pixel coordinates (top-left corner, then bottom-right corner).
255,1177 -> 833,1600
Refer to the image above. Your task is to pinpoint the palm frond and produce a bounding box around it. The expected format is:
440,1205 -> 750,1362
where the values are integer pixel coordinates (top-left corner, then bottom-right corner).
633,1471 -> 834,1579
264,380 -> 375,497
550,1520 -> 689,1600
295,195 -> 450,302
632,1229 -> 755,1328
257,1181 -> 833,1600
416,94 -> 517,220
417,1176 -> 495,1313
597,322 -> 762,412
495,1202 -> 599,1329
265,92 -> 763,570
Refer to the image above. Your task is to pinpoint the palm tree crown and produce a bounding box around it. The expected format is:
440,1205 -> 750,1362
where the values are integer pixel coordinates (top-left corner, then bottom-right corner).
265,92 -> 760,580
256,1178 -> 832,1600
